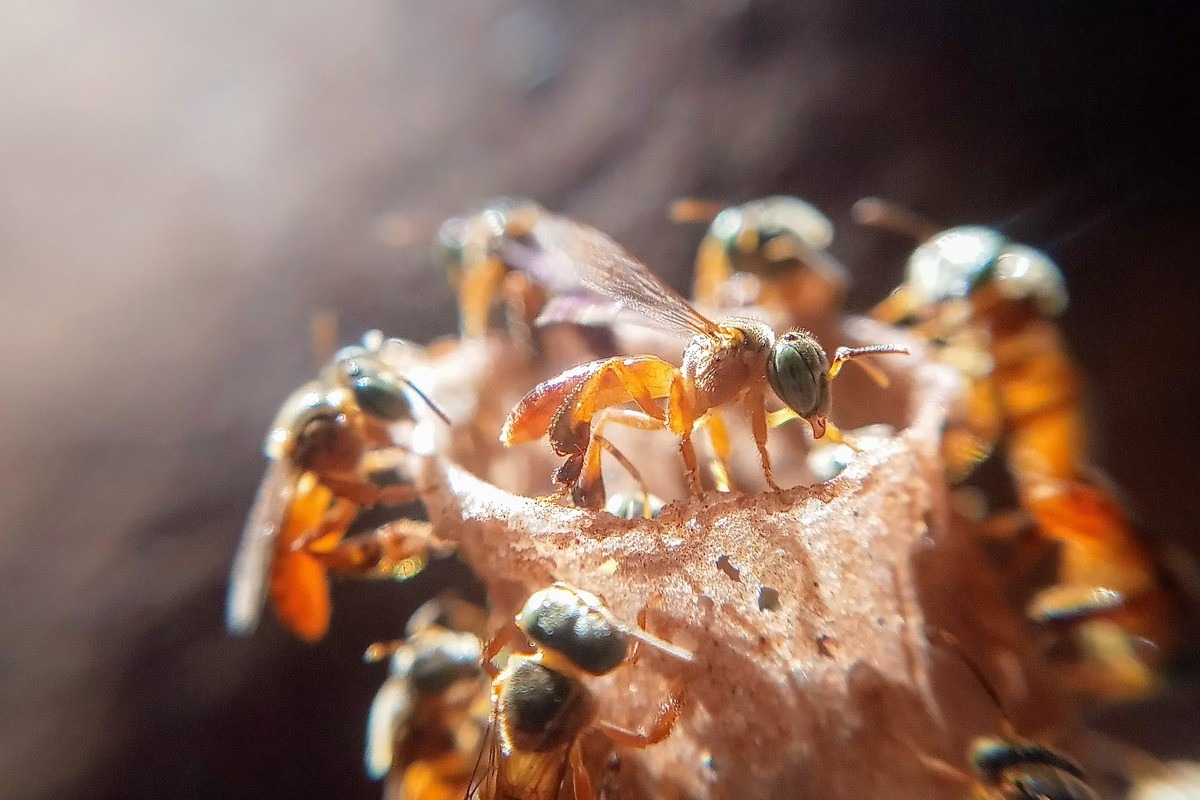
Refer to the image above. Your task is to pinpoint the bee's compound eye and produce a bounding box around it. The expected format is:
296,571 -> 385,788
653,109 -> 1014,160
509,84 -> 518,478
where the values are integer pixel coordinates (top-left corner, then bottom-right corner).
766,332 -> 829,419
752,196 -> 835,250
994,244 -> 1068,317
350,374 -> 412,421
330,349 -> 412,422
518,587 -> 568,638
264,381 -> 331,458
709,206 -> 744,247
908,226 -> 1005,303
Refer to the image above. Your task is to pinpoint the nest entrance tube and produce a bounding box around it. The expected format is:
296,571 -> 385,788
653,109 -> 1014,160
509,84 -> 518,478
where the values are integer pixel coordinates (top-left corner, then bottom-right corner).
397,317 -> 1106,800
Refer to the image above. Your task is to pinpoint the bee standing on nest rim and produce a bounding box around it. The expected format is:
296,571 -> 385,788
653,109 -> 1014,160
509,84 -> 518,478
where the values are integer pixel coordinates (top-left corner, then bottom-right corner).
670,196 -> 848,321
226,332 -> 449,642
915,631 -> 1098,800
364,596 -> 490,800
856,197 -> 1175,699
436,198 -> 545,343
472,583 -> 692,800
499,214 -> 907,508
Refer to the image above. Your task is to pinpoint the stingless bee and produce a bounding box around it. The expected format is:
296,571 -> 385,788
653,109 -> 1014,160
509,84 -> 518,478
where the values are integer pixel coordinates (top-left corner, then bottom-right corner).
472,583 -> 693,800
436,198 -> 546,342
671,196 -> 848,320
917,632 -> 1098,800
365,596 -> 491,800
226,333 -> 449,642
856,198 -> 1174,698
854,197 -> 1069,482
499,215 -> 907,507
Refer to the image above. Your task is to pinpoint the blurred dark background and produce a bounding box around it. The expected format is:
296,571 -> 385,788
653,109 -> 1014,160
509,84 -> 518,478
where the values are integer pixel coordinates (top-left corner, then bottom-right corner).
1,1 -> 1197,798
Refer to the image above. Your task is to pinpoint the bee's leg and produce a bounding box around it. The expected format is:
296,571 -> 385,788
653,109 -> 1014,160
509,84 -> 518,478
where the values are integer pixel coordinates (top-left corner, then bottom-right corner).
627,592 -> 665,665
567,357 -> 685,493
552,452 -> 585,503
581,409 -> 666,514
590,435 -> 652,515
569,739 -> 595,800
309,309 -> 340,366
660,372 -> 704,495
536,485 -> 572,505
690,236 -> 734,310
942,376 -> 1002,483
1051,619 -> 1161,701
743,388 -> 781,491
676,433 -> 702,495
321,475 -> 419,507
481,624 -> 524,679
1028,584 -> 1130,626
595,684 -> 686,748
570,442 -> 607,510
314,519 -> 435,580
291,498 -> 358,553
459,255 -> 508,339
697,411 -> 732,492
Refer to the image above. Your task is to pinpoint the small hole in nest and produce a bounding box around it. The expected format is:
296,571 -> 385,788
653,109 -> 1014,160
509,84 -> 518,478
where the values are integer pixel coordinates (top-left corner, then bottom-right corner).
758,586 -> 781,611
716,554 -> 741,582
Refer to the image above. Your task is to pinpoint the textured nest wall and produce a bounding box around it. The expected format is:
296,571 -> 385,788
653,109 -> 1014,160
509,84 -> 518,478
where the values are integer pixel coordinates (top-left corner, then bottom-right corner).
384,317 -> 1112,800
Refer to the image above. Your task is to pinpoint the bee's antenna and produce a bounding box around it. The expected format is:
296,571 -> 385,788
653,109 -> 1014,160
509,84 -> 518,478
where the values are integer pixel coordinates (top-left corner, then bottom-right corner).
363,640 -> 405,663
851,197 -> 941,242
929,628 -> 1017,738
668,198 -> 726,224
398,376 -> 453,426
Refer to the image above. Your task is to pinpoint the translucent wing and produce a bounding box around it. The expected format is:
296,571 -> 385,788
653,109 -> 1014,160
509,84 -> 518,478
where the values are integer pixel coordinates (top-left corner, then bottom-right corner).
468,726 -> 570,800
464,706 -> 502,800
532,291 -> 625,330
226,458 -> 297,636
501,214 -> 720,338
366,675 -> 412,780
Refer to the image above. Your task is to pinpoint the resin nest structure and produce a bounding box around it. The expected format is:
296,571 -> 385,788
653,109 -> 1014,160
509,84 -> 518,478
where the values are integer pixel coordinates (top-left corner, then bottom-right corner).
382,317 -> 1122,800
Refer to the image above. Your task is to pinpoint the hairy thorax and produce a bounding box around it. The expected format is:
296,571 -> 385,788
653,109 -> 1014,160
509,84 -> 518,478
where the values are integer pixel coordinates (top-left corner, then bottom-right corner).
680,318 -> 773,412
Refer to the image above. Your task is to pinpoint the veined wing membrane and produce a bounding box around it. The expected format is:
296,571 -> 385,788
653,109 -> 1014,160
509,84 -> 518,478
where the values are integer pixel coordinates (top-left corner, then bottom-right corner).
510,214 -> 719,338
